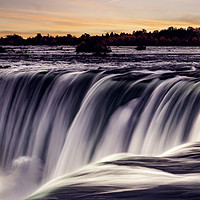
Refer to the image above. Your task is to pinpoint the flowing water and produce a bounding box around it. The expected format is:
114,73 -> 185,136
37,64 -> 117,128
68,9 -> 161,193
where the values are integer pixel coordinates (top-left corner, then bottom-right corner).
0,46 -> 200,199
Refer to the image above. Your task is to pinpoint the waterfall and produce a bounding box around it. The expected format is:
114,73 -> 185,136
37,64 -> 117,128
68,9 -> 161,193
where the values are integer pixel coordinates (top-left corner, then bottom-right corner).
0,69 -> 200,199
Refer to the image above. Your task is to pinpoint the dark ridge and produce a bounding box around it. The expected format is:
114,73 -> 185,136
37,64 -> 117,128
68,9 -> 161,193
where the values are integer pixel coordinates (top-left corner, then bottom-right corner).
1,27 -> 200,46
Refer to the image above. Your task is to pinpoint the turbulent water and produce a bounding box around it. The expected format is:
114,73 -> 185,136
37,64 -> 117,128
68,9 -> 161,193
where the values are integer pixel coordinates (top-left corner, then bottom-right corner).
0,46 -> 200,199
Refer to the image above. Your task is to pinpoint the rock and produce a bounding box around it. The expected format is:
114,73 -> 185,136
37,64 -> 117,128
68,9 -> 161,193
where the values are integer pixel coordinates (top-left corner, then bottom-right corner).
0,46 -> 7,53
76,41 -> 112,54
135,46 -> 146,51
0,65 -> 11,69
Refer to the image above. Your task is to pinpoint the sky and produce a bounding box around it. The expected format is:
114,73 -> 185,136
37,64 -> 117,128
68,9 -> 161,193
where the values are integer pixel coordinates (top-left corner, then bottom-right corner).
0,0 -> 200,38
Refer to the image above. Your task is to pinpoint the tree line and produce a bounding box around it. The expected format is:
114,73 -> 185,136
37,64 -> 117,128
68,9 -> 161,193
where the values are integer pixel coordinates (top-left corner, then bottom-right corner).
1,27 -> 200,46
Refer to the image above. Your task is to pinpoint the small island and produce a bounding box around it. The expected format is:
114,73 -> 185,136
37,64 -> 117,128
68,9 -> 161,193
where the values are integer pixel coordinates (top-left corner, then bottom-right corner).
76,40 -> 112,54
135,46 -> 146,51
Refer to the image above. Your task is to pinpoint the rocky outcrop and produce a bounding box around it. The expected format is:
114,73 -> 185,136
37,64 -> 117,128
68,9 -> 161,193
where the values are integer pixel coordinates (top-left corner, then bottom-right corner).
0,46 -> 6,53
76,41 -> 112,54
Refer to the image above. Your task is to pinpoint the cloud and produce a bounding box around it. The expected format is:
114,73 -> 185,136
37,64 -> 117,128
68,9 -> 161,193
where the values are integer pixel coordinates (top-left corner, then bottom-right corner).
178,15 -> 200,24
1,0 -> 200,38
109,0 -> 120,3
32,0 -> 41,11
1,9 -> 199,38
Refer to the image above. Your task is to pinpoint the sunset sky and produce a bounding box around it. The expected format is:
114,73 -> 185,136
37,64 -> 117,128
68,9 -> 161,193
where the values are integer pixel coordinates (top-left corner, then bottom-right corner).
1,0 -> 200,38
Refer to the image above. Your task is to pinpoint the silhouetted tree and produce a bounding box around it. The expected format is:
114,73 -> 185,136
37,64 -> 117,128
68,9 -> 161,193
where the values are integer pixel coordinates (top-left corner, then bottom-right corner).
1,27 -> 200,46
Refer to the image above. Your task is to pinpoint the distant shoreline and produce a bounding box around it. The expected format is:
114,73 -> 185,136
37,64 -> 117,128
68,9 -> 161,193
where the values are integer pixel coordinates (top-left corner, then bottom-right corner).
1,44 -> 200,47
1,27 -> 200,46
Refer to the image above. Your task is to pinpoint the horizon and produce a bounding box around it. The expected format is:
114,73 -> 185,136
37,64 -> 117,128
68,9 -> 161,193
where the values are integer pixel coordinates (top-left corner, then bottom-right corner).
1,0 -> 200,38
1,26 -> 200,39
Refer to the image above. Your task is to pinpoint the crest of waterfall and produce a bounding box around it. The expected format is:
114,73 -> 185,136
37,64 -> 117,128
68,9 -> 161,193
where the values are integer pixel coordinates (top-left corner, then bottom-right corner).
0,69 -> 200,193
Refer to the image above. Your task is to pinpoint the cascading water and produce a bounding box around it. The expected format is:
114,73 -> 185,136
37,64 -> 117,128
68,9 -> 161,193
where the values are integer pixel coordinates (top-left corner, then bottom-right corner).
1,46 -> 200,200
1,67 -> 200,199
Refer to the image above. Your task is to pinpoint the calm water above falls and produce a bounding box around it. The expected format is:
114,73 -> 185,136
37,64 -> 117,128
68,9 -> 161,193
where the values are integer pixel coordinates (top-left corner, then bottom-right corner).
0,46 -> 200,199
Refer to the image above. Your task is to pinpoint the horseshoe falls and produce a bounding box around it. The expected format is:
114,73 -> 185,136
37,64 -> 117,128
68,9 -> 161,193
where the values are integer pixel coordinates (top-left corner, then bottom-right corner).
1,46 -> 200,200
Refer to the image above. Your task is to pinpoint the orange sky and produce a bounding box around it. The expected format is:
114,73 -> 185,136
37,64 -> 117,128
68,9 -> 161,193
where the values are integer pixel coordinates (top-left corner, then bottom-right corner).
1,0 -> 200,38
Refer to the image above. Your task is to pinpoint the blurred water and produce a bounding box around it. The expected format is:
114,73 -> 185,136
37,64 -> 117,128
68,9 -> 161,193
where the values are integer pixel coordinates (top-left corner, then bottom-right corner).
28,142 -> 200,200
0,46 -> 200,199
